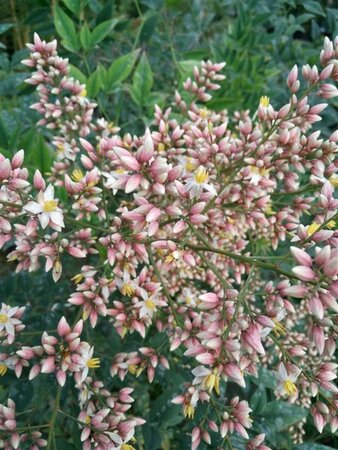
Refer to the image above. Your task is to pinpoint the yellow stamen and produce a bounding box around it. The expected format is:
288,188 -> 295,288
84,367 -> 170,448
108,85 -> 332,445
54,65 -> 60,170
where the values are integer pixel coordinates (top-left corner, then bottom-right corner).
183,404 -> 195,419
145,298 -> 156,311
86,357 -> 100,369
128,364 -> 138,375
121,284 -> 135,297
0,364 -> 8,376
0,314 -> 8,324
121,444 -> 136,450
273,321 -> 287,336
43,200 -> 58,212
327,220 -> 336,229
84,415 -> 91,425
71,273 -> 84,284
283,379 -> 297,396
72,169 -> 84,182
199,108 -> 209,119
158,143 -> 165,152
260,96 -> 270,107
194,167 -> 208,184
165,254 -> 176,264
56,143 -> 64,153
116,168 -> 126,174
203,370 -> 220,395
307,222 -> 320,236
329,175 -> 338,187
80,88 -> 87,97
185,158 -> 195,172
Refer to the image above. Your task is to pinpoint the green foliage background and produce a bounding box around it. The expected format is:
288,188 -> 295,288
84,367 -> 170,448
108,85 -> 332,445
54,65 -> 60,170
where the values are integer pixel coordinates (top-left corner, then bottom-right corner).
0,1 -> 337,449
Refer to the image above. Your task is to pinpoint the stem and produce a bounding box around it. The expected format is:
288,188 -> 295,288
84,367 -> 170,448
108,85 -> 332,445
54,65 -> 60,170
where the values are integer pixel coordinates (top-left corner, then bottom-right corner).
185,220 -> 311,284
46,385 -> 62,450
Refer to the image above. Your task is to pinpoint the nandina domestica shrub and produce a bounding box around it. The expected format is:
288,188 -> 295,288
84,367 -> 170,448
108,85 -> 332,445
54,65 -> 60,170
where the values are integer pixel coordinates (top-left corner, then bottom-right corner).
0,33 -> 337,449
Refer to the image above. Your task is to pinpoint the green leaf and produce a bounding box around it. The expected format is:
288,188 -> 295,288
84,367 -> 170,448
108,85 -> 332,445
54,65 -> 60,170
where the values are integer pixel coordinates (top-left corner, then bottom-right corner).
53,4 -> 79,51
178,59 -> 200,75
26,134 -> 53,175
69,65 -> 87,84
79,23 -> 92,50
130,53 -> 153,106
87,66 -> 106,97
0,23 -> 14,35
91,19 -> 118,46
295,444 -> 337,450
107,50 -> 140,90
262,401 -> 308,431
0,114 -> 8,147
142,424 -> 161,449
62,0 -> 81,16
303,1 -> 326,17
250,385 -> 267,414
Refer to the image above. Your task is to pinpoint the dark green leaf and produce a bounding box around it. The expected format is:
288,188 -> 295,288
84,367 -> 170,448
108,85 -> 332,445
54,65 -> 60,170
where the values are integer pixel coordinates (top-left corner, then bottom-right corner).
262,401 -> 308,431
303,1 -> 326,17
295,444 -> 337,450
130,53 -> 153,106
0,23 -> 14,35
91,19 -> 118,46
107,50 -> 140,89
87,66 -> 105,97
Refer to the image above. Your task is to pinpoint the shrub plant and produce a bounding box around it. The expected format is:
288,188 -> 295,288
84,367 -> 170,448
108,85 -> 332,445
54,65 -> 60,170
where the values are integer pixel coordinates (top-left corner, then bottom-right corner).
0,28 -> 337,450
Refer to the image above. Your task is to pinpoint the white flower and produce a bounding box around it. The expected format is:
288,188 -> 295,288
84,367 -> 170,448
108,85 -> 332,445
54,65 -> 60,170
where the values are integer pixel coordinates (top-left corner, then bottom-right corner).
116,272 -> 137,297
192,365 -> 220,394
0,304 -> 23,344
185,166 -> 217,198
261,309 -> 287,338
77,344 -> 100,384
24,184 -> 64,231
274,362 -> 301,398
138,293 -> 158,319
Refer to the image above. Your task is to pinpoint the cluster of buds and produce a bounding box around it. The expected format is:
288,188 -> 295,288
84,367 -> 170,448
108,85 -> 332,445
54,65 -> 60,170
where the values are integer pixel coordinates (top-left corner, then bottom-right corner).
0,33 -> 337,448
0,398 -> 47,449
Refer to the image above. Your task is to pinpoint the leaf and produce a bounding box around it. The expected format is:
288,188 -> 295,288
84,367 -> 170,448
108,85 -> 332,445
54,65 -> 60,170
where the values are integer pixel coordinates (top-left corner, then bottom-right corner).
262,401 -> 308,431
0,114 -> 8,147
53,4 -> 79,51
303,1 -> 326,17
79,23 -> 92,50
91,19 -> 118,46
0,23 -> 14,35
69,65 -> 87,84
250,385 -> 267,414
178,59 -> 200,75
249,367 -> 277,389
295,444 -> 337,450
87,66 -> 106,97
130,53 -> 153,106
142,424 -> 161,449
107,50 -> 140,90
62,0 -> 81,16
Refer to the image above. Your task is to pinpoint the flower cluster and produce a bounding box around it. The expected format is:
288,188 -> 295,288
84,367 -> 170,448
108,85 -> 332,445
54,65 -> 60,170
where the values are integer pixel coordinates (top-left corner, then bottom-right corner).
0,33 -> 337,448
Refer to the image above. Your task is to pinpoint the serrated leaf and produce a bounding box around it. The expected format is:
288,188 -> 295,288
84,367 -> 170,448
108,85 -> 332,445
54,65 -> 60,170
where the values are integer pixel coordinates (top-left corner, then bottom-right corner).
91,19 -> 118,46
107,50 -> 140,89
53,4 -> 79,51
303,1 -> 326,17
